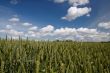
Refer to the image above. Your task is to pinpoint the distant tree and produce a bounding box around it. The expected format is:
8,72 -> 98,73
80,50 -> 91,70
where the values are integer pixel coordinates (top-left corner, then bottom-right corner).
65,40 -> 73,42
55,40 -> 60,42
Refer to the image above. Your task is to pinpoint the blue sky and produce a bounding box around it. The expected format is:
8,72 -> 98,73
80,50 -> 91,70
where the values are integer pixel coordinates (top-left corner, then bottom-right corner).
0,0 -> 110,41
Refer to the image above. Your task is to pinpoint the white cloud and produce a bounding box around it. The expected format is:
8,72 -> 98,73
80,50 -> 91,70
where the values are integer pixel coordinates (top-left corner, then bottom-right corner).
27,31 -> 35,34
54,27 -> 77,35
98,22 -> 110,29
22,22 -> 32,26
0,14 -> 109,41
10,0 -> 18,5
77,27 -> 98,34
54,27 -> 97,36
0,24 -> 110,41
53,0 -> 89,6
26,31 -> 37,37
68,0 -> 89,6
54,0 -> 66,3
0,29 -> 23,36
6,25 -> 12,29
9,29 -> 24,36
25,25 -> 55,37
28,26 -> 37,31
9,17 -> 20,22
40,25 -> 54,33
52,27 -> 110,41
62,7 -> 91,21
53,0 -> 91,21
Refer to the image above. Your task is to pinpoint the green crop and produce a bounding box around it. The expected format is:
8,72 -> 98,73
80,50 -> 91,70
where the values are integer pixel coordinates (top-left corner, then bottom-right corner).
0,38 -> 110,73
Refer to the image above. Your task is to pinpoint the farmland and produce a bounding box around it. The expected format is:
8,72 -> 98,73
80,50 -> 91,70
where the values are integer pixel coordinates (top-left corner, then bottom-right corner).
0,39 -> 110,73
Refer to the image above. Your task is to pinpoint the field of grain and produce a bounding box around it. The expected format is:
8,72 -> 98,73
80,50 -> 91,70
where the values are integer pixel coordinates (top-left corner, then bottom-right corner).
0,39 -> 110,73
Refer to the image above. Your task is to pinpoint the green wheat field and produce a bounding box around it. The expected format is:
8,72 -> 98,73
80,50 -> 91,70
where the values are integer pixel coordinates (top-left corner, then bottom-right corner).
0,38 -> 110,73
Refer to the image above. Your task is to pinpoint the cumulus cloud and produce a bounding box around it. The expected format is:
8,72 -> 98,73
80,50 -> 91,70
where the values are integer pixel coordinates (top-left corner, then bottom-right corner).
40,25 -> 54,33
53,0 -> 89,6
68,0 -> 89,6
22,22 -> 32,26
98,22 -> 110,29
54,0 -> 66,3
54,27 -> 77,35
28,26 -> 38,31
0,23 -> 110,41
77,27 -> 97,34
62,7 -> 91,21
9,17 -> 20,22
6,25 -> 12,29
25,31 -> 37,37
0,29 -> 23,36
53,0 -> 91,21
54,27 -> 97,36
0,15 -> 34,37
53,27 -> 110,41
0,15 -> 110,41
